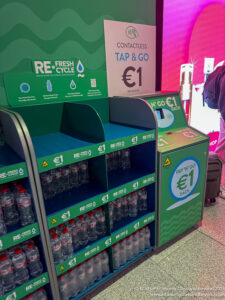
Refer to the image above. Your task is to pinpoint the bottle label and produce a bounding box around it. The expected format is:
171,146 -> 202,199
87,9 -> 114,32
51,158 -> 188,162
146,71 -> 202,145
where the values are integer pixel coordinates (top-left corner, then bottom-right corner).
53,245 -> 62,251
0,267 -> 13,275
14,261 -> 26,268
18,199 -> 31,208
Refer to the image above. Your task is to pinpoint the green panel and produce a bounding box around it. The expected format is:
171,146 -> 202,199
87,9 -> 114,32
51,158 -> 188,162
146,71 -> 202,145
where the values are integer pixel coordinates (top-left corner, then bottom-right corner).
0,162 -> 28,184
159,142 -> 209,246
0,223 -> 39,251
48,173 -> 155,228
1,273 -> 49,300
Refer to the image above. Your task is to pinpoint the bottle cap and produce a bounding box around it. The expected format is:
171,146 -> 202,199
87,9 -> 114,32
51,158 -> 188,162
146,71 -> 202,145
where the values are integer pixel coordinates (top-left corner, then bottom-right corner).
131,192 -> 135,195
62,228 -> 68,234
2,188 -> 9,193
97,207 -> 103,211
0,254 -> 7,261
52,233 -> 58,239
14,248 -> 22,255
68,219 -> 74,224
49,228 -> 54,233
58,224 -> 64,228
68,269 -> 73,273
88,211 -> 94,216
18,188 -> 26,193
79,215 -> 84,220
141,187 -> 145,190
27,242 -> 35,249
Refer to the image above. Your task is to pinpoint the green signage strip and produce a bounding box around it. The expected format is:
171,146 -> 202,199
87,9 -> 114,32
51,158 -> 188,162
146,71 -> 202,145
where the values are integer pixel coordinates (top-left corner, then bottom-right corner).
111,212 -> 155,244
38,130 -> 156,173
0,162 -> 28,184
0,223 -> 39,251
1,273 -> 49,300
47,173 -> 155,229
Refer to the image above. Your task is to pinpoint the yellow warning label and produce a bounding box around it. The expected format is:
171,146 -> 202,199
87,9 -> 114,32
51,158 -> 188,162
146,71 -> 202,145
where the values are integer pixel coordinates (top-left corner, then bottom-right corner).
51,219 -> 57,224
42,161 -> 48,167
164,157 -> 171,167
60,266 -> 64,271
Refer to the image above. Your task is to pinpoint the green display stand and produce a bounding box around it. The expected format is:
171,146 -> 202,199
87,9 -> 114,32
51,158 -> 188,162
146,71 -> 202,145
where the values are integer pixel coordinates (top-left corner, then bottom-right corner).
143,92 -> 209,247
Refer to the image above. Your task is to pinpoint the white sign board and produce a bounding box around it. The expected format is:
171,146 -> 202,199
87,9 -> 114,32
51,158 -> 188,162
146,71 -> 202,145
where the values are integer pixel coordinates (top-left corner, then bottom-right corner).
104,20 -> 156,97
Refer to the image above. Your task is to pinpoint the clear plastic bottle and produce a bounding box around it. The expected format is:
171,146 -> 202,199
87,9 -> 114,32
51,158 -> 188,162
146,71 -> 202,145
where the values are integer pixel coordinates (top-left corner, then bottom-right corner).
40,172 -> 53,200
132,232 -> 139,257
128,192 -> 138,218
58,274 -> 69,300
138,229 -> 145,253
16,188 -> 35,226
100,250 -> 109,276
1,187 -> 19,226
0,254 -> 15,292
84,258 -> 94,287
92,254 -> 102,281
119,239 -> 127,266
121,148 -> 131,170
50,233 -> 64,265
60,228 -> 74,261
138,188 -> 148,211
33,287 -> 48,300
0,206 -> 7,236
69,164 -> 79,188
143,226 -> 151,249
12,248 -> 29,285
56,223 -> 65,237
126,236 -> 134,261
25,242 -> 43,277
108,201 -> 114,230
86,211 -> 97,242
51,169 -> 62,195
113,198 -> 122,221
95,207 -> 106,236
79,161 -> 89,185
76,263 -> 87,292
121,195 -> 129,218
66,219 -> 75,234
60,167 -> 71,192
77,215 -> 88,246
67,268 -> 79,298
70,222 -> 80,250
112,243 -> 120,269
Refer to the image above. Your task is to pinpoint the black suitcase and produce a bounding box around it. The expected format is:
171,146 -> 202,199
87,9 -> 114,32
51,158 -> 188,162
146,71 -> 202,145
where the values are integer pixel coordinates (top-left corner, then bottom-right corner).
205,152 -> 222,205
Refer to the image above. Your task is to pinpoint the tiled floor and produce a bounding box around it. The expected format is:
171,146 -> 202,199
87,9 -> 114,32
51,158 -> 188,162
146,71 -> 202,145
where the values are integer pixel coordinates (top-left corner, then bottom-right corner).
92,197 -> 225,299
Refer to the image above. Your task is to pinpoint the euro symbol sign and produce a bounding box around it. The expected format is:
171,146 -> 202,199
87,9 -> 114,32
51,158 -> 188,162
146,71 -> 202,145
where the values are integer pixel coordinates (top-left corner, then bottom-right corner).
122,66 -> 136,87
177,174 -> 188,190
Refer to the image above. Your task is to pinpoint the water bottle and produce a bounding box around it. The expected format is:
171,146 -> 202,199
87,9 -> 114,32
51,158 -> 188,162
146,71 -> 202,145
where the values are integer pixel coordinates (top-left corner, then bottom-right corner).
67,268 -> 79,298
92,254 -> 102,281
25,242 -> 43,277
144,226 -> 151,249
79,161 -> 89,185
121,148 -> 131,170
12,248 -> 29,285
16,189 -> 35,226
121,195 -> 129,218
58,274 -> 69,300
86,211 -> 97,242
56,223 -> 65,236
40,172 -> 53,200
76,263 -> 87,292
132,232 -> 139,257
84,258 -> 94,287
1,187 -> 19,226
33,287 -> 48,300
0,254 -> 15,292
95,207 -> 106,236
51,168 -> 63,195
60,228 -> 74,260
100,250 -> 109,276
0,206 -> 7,236
119,239 -> 127,265
113,198 -> 122,221
128,192 -> 138,218
70,222 -> 80,250
112,243 -> 120,269
108,201 -> 114,230
126,236 -> 134,261
77,215 -> 88,246
50,233 -> 64,265
60,167 -> 71,192
69,164 -> 79,188
138,229 -> 145,253
138,188 -> 148,211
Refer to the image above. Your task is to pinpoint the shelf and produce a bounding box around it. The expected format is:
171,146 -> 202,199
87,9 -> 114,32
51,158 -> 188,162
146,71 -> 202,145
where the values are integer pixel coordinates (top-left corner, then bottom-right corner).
0,223 -> 39,251
47,173 -> 155,229
0,273 -> 49,300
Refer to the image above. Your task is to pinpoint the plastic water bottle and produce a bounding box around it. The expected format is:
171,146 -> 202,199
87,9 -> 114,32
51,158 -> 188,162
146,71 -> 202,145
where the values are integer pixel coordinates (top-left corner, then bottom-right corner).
0,254 -> 15,292
12,248 -> 29,285
121,195 -> 129,218
119,239 -> 127,266
138,229 -> 145,253
60,167 -> 71,192
56,223 -> 65,236
67,268 -> 79,298
66,219 -> 75,234
69,222 -> 80,250
92,254 -> 102,281
0,206 -> 7,236
76,263 -> 87,292
50,233 -> 64,265
77,215 -> 88,246
58,274 -> 69,300
1,187 -> 19,226
121,148 -> 131,169
86,211 -> 97,242
84,258 -> 94,287
128,192 -> 138,218
138,188 -> 148,211
70,164 -> 79,188
51,169 -> 62,195
112,243 -> 120,269
33,287 -> 48,300
126,236 -> 134,261
113,198 -> 122,221
60,228 -> 74,260
100,250 -> 109,276
108,202 -> 114,230
40,172 -> 53,200
144,226 -> 151,249
95,207 -> 106,236
132,232 -> 139,257
25,242 -> 43,277
16,189 -> 35,226
79,161 -> 89,185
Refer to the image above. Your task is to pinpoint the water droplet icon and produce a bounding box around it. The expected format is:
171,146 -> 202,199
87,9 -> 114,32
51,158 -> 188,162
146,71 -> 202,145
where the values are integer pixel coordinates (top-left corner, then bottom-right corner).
47,80 -> 53,92
70,80 -> 76,90
77,60 -> 84,73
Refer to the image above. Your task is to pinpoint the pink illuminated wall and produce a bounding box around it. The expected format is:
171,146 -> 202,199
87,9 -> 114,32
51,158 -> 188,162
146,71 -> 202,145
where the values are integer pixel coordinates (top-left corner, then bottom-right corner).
162,0 -> 225,90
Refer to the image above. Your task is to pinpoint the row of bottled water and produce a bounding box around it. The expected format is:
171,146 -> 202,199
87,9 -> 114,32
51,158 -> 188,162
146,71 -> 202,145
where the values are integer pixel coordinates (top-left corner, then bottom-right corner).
22,287 -> 48,300
113,226 -> 151,269
0,239 -> 43,294
58,250 -> 109,300
0,182 -> 35,235
109,188 -> 148,229
40,161 -> 89,200
50,208 -> 106,265
106,148 -> 131,173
